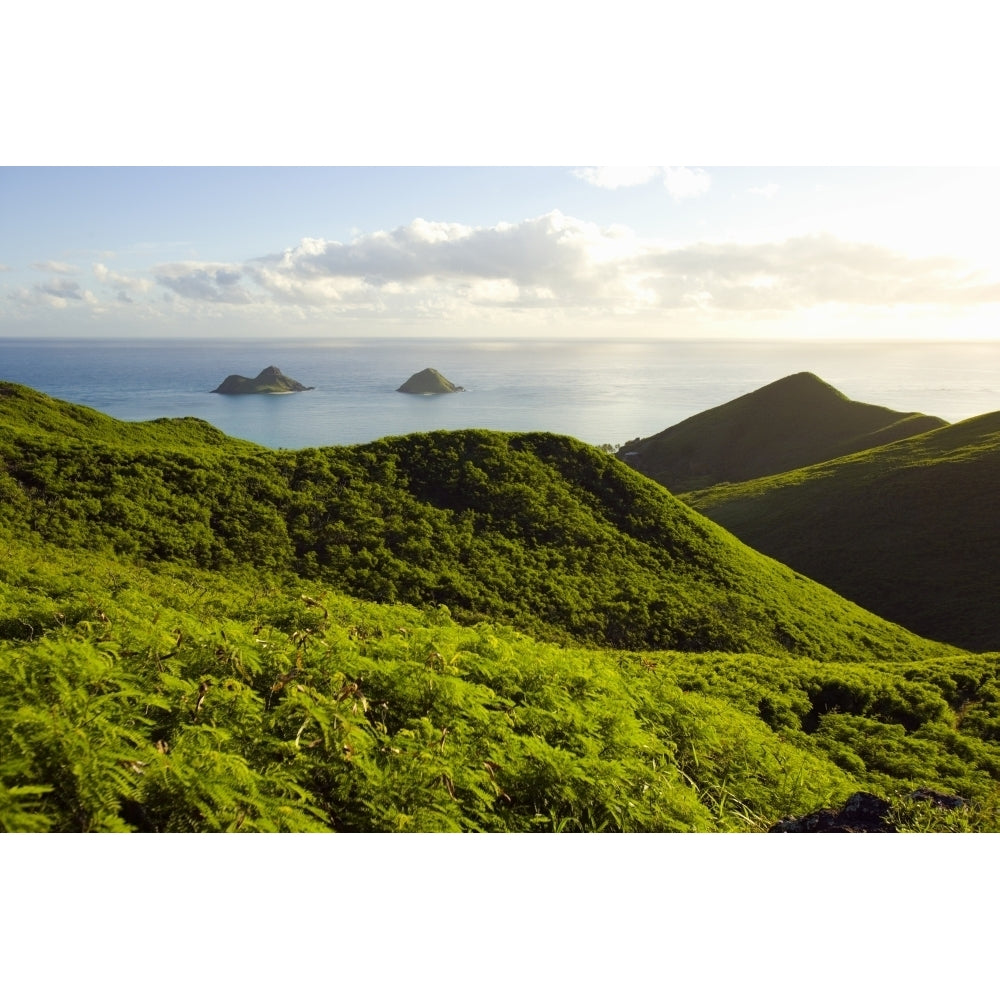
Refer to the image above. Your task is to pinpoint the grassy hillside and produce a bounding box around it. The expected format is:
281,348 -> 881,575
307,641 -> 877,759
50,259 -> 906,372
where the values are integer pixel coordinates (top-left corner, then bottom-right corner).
683,411 -> 1000,651
0,381 -> 266,454
0,382 -> 952,661
5,381 -> 998,832
2,529 -> 999,833
619,372 -> 946,493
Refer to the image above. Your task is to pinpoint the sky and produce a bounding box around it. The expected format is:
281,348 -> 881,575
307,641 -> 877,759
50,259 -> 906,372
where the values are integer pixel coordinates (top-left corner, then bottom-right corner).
3,165 -> 1000,342
2,2 -> 998,346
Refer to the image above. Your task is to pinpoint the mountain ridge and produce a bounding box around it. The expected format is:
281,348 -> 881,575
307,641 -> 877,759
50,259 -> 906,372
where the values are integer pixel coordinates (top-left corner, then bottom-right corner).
619,371 -> 947,493
683,410 -> 1000,651
0,381 -> 954,662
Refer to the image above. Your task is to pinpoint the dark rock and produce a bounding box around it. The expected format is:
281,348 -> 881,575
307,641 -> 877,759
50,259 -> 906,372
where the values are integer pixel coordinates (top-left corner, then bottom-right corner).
770,788 -> 969,832
908,787 -> 969,810
397,368 -> 464,394
770,792 -> 895,833
212,366 -> 314,394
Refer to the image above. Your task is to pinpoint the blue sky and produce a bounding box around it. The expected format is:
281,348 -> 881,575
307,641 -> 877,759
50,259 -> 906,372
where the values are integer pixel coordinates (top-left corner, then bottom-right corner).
3,165 -> 999,341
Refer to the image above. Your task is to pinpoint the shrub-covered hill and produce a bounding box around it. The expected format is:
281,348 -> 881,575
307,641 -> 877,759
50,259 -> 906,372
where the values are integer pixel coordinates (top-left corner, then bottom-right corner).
683,411 -> 1000,652
0,383 -> 953,661
0,381 -> 266,454
1,531 -> 999,832
619,372 -> 946,493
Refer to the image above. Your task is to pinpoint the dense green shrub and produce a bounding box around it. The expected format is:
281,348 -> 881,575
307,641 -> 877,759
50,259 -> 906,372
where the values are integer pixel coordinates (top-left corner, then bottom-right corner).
0,390 -> 954,660
1,386 -> 997,832
2,534 -> 998,832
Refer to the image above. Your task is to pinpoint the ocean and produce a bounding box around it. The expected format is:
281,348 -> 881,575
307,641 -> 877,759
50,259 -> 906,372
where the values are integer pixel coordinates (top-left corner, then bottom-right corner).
2,337 -> 999,450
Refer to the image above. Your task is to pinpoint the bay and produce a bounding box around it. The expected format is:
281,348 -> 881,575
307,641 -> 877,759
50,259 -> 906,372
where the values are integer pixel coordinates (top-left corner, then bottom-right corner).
1,337 -> 998,450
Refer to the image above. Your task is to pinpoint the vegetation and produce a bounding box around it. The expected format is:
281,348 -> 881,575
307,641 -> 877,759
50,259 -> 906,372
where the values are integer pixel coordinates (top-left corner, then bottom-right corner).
619,371 -> 946,493
0,382 -> 951,661
2,380 -> 998,832
683,410 -> 1000,651
3,529 -> 999,832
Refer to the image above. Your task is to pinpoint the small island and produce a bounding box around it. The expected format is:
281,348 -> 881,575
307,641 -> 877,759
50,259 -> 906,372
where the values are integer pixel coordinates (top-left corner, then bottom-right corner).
212,366 -> 314,394
396,368 -> 464,394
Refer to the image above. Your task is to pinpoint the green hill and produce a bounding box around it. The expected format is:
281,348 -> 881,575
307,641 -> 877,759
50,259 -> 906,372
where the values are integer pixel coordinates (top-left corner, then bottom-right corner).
1,528 -> 998,832
3,381 -> 1000,833
683,411 -> 1000,651
619,372 -> 946,493
0,382 -> 953,662
0,381 -> 265,452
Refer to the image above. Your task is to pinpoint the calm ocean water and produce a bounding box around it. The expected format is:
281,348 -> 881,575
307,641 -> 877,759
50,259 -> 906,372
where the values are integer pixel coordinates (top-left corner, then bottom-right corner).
2,337 -> 999,450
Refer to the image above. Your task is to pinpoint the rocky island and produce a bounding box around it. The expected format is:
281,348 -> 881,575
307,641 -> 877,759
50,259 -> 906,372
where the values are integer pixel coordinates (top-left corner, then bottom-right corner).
396,368 -> 464,394
212,366 -> 314,394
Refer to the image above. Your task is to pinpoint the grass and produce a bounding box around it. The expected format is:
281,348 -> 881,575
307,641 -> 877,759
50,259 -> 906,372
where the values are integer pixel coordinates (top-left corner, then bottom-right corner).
2,528 -> 999,832
620,371 -> 946,493
683,411 -> 1000,651
2,380 -> 998,832
0,382 -> 956,662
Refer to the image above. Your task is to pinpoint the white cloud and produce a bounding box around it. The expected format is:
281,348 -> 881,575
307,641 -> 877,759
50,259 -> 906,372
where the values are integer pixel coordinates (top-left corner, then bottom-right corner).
749,183 -> 780,199
39,278 -> 84,300
573,165 -> 712,201
93,263 -> 153,304
464,278 -> 523,304
240,217 -> 1000,320
154,262 -> 254,304
9,214 -> 999,332
5,279 -> 82,309
662,167 -> 711,200
572,166 -> 661,189
32,260 -> 79,274
245,212 -> 634,310
634,233 -> 1000,311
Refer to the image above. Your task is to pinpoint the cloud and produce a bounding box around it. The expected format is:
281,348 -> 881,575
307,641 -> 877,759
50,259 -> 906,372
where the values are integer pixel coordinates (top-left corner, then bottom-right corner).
5,279 -> 85,310
32,260 -> 79,274
238,219 -> 1000,319
574,165 -> 711,200
154,262 -> 254,304
271,220 -> 1000,325
571,166 -> 661,189
661,167 -> 711,200
39,278 -> 84,300
633,233 -> 1000,310
245,212 -> 639,312
93,262 -> 153,302
11,214 -> 997,330
749,183 -> 780,199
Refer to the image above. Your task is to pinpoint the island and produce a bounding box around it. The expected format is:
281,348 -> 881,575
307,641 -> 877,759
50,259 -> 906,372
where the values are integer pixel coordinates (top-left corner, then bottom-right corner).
396,368 -> 464,394
211,366 -> 314,394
